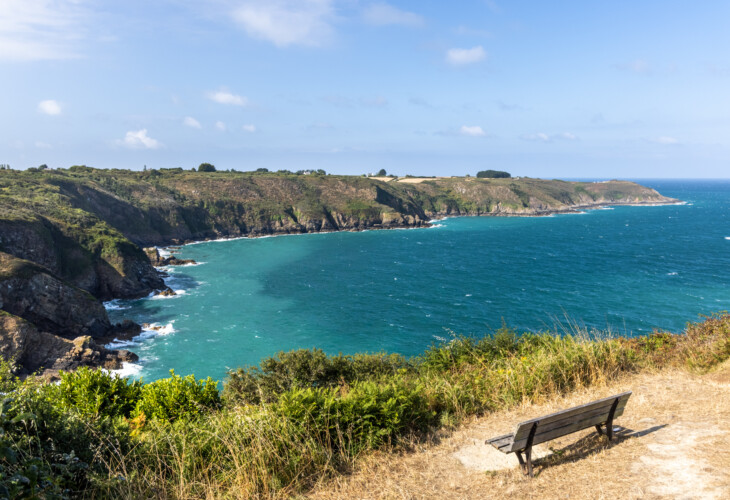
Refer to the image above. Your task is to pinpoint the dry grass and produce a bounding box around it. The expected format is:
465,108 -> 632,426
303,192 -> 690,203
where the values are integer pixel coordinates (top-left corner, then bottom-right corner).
306,363 -> 730,499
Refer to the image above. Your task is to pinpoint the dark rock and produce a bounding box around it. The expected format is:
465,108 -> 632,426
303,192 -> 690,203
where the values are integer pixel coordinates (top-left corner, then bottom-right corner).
0,312 -> 138,378
0,252 -> 111,338
154,287 -> 176,297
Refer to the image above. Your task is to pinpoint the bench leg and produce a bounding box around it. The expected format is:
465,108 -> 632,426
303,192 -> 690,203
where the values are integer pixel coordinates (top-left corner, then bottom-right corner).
515,448 -> 534,477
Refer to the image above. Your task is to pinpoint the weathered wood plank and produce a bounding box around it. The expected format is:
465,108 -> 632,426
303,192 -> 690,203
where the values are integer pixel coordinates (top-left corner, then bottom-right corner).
511,392 -> 631,432
509,410 -> 626,452
486,433 -> 514,451
511,398 -> 629,442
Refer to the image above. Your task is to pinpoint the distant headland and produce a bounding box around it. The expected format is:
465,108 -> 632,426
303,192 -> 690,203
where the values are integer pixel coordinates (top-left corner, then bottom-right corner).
0,165 -> 679,377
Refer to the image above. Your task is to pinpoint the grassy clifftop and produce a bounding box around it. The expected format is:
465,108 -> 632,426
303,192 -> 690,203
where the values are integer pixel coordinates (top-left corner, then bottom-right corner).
0,313 -> 727,497
1,167 -> 675,249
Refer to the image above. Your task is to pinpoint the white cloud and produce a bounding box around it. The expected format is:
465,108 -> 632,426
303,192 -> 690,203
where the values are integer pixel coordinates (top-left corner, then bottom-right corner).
37,99 -> 62,115
460,125 -> 487,137
215,121 -> 227,131
362,3 -> 424,27
34,141 -> 52,149
242,124 -> 257,133
183,116 -> 202,129
206,89 -> 248,106
118,129 -> 162,150
231,0 -> 335,47
0,0 -> 89,61
521,132 -> 578,142
654,136 -> 679,145
446,46 -> 486,66
521,132 -> 551,142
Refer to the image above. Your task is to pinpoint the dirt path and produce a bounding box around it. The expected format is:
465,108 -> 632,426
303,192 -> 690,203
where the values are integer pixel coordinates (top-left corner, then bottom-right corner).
307,362 -> 730,499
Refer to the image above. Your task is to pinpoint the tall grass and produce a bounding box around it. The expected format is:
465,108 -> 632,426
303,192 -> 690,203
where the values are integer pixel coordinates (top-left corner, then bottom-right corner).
2,314 -> 729,498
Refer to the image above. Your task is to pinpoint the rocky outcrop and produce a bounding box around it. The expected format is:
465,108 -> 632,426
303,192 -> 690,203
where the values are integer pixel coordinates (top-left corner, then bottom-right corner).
0,312 -> 138,379
0,252 -> 110,337
0,217 -> 164,300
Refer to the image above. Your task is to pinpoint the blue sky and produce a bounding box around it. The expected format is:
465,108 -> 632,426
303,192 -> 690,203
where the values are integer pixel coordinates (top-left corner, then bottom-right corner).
1,1 -> 729,178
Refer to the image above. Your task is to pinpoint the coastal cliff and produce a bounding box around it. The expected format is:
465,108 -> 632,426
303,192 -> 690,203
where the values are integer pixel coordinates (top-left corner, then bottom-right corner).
0,166 -> 677,375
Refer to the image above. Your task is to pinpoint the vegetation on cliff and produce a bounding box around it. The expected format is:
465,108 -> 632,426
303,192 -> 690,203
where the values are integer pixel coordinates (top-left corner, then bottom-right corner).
0,165 -> 677,377
0,314 -> 727,498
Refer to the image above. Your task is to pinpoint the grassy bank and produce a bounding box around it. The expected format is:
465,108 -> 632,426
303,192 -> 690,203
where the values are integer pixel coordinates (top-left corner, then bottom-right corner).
1,314 -> 729,498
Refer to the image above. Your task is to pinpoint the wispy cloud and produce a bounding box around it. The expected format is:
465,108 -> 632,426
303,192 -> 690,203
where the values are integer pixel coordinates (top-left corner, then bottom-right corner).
230,0 -> 335,47
460,125 -> 487,137
362,3 -> 424,27
118,129 -> 162,149
206,89 -> 248,106
242,124 -> 257,133
0,0 -> 89,62
360,96 -> 388,108
446,46 -> 486,66
409,97 -> 433,108
183,116 -> 202,129
37,99 -> 62,115
521,132 -> 578,142
215,121 -> 227,131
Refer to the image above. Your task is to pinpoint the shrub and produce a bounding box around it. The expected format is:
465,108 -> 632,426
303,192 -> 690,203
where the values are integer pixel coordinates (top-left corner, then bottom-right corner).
135,371 -> 221,422
197,163 -> 216,172
49,367 -> 142,420
224,349 -> 412,405
476,170 -> 511,178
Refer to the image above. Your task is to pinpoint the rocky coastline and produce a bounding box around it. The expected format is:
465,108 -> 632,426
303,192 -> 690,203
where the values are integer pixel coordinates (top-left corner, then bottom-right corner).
0,168 -> 679,378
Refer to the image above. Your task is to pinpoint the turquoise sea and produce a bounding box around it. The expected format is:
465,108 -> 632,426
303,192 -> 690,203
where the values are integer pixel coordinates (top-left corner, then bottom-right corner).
107,180 -> 730,382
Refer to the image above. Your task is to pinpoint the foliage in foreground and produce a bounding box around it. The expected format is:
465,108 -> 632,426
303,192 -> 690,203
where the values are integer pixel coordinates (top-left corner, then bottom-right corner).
1,314 -> 729,498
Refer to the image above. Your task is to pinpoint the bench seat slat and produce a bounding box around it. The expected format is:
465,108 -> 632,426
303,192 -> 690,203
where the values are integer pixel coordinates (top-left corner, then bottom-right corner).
508,408 -> 626,452
486,433 -> 514,451
512,392 -> 631,432
511,398 -> 629,443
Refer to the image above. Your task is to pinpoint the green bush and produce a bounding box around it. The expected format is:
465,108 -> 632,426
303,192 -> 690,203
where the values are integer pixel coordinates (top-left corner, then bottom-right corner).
135,370 -> 221,422
224,349 -> 412,405
476,170 -> 511,178
50,367 -> 142,420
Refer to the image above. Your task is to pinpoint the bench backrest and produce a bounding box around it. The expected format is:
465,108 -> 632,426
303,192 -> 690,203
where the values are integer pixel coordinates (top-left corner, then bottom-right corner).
507,391 -> 632,453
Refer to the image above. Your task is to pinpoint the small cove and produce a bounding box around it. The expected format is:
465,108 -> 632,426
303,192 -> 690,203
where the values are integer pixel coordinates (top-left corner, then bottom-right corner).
107,180 -> 730,382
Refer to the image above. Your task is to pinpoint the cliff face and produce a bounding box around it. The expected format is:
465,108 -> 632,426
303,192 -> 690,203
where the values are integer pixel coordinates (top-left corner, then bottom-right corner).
0,167 -> 678,376
0,252 -> 110,337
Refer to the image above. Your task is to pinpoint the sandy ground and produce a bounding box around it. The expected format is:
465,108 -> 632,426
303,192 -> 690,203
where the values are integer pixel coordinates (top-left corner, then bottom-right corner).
307,361 -> 730,499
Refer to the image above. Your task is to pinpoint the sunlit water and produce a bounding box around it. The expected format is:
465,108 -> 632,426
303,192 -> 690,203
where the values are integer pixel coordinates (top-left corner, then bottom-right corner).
106,180 -> 730,381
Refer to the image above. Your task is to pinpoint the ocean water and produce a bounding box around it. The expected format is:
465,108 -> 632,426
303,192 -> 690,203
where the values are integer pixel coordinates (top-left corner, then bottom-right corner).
107,180 -> 730,382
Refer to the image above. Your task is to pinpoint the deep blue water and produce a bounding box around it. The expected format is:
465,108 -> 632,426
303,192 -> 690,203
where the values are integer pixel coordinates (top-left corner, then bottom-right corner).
107,180 -> 730,382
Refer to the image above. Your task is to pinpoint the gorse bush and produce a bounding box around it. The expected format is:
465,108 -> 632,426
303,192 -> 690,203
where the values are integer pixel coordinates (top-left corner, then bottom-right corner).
50,367 -> 142,420
135,370 -> 221,422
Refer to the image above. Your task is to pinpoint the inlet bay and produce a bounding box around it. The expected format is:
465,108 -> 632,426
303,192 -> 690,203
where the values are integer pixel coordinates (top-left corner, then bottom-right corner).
108,180 -> 730,381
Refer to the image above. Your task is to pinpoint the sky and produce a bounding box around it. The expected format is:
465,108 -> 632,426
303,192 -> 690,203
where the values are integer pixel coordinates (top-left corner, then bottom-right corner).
1,0 -> 729,178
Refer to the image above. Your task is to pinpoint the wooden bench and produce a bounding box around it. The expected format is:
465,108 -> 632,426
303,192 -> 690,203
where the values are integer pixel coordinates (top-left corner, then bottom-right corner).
486,391 -> 632,477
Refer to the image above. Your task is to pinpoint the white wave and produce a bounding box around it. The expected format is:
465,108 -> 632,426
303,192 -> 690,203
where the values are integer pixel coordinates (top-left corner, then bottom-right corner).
725,237 -> 730,240
667,272 -> 678,276
105,339 -> 134,349
150,289 -> 187,300
103,299 -> 129,311
429,223 -> 445,228
110,362 -> 143,378
145,322 -> 176,336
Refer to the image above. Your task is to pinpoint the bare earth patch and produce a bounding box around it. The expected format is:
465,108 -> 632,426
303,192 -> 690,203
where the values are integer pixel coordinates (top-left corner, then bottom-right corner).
307,365 -> 730,499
